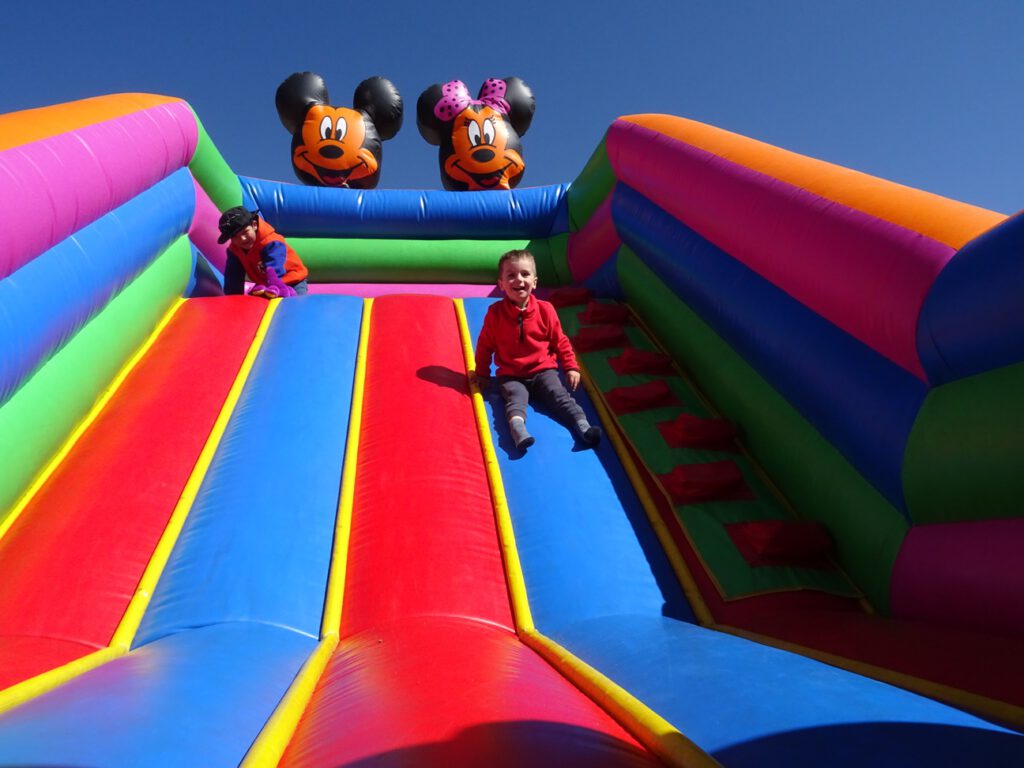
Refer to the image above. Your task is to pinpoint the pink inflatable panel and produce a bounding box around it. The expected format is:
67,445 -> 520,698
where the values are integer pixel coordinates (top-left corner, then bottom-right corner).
0,101 -> 198,280
607,120 -> 956,380
189,176 -> 226,273
567,191 -> 621,283
891,518 -> 1024,639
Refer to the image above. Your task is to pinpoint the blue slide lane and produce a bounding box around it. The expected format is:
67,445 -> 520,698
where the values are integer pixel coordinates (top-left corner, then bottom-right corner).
0,295 -> 362,765
0,624 -> 312,765
465,298 -> 1024,768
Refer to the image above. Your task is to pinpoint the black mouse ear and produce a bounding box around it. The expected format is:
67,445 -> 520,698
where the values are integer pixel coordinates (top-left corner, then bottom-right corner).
275,72 -> 329,134
416,83 -> 449,146
353,76 -> 404,140
501,77 -> 535,137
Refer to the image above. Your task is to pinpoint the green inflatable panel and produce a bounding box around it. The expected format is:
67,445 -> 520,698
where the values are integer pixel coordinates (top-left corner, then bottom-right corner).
188,111 -> 243,212
293,236 -> 569,286
618,248 -> 907,612
559,307 -> 862,601
566,137 -> 615,232
529,233 -> 571,287
903,360 -> 1024,524
0,237 -> 192,521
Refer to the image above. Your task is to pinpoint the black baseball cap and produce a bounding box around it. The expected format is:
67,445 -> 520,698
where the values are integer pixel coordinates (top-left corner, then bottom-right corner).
217,207 -> 258,243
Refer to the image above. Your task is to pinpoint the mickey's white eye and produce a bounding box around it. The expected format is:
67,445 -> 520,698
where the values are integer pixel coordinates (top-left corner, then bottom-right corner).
320,116 -> 333,140
334,116 -> 347,142
482,118 -> 496,145
467,121 -> 482,147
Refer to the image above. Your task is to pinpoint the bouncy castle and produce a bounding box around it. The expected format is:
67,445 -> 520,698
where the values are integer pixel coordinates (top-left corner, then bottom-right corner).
0,92 -> 1022,767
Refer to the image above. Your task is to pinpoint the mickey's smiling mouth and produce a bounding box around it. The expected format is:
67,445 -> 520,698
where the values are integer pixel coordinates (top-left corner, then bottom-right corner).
299,153 -> 366,187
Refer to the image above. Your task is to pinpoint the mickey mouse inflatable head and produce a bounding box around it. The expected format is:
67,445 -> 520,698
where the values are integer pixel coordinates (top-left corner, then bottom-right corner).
416,77 -> 535,191
275,72 -> 403,188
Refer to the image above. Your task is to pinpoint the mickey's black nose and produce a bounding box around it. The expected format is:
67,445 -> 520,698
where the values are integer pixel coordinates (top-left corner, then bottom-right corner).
471,148 -> 495,163
319,145 -> 344,159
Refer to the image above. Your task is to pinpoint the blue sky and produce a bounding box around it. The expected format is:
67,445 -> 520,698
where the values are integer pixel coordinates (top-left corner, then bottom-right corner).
4,0 -> 1021,213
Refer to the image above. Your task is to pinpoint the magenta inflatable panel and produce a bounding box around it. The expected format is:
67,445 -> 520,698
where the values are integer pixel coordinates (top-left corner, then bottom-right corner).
567,191 -> 620,283
0,101 -> 198,280
189,176 -> 226,273
891,518 -> 1024,638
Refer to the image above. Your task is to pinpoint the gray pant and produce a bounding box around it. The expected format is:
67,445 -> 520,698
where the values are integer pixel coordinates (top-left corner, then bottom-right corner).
499,368 -> 586,425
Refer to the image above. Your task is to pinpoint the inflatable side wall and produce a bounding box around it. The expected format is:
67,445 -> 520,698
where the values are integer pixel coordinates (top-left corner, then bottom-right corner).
567,114 -> 1023,627
0,94 -> 210,516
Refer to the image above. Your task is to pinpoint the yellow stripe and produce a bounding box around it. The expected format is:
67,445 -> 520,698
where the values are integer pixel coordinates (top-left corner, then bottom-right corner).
715,624 -> 1024,730
578,366 -> 715,627
320,298 -> 372,637
453,299 -> 535,632
454,299 -> 718,767
0,647 -> 121,716
242,299 -> 373,766
240,634 -> 340,767
523,630 -> 722,768
0,299 -> 185,544
0,301 -> 279,717
111,300 -> 279,649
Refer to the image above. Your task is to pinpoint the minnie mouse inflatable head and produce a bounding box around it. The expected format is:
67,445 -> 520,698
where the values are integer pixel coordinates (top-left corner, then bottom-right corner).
275,72 -> 403,188
416,77 -> 535,191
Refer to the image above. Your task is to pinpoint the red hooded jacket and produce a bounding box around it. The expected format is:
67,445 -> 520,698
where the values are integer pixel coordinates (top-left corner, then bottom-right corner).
475,295 -> 579,378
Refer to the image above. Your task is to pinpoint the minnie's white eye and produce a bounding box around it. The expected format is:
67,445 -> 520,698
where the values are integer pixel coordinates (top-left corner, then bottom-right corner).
334,116 -> 347,141
320,116 -> 333,140
483,118 -> 496,145
467,121 -> 482,146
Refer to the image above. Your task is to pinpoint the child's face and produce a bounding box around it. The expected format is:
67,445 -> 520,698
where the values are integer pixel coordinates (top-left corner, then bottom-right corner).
498,257 -> 538,306
230,221 -> 258,250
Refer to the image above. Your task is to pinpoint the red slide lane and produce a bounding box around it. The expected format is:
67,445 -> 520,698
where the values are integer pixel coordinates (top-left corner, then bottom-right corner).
282,295 -> 658,767
0,297 -> 266,690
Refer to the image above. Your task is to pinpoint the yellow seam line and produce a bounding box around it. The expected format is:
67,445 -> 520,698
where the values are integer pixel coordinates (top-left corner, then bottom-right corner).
454,299 -> 535,632
455,298 -> 720,768
578,365 -> 715,627
715,623 -> 1024,730
521,630 -> 723,768
240,634 -> 340,768
110,300 -> 280,649
320,297 -> 372,638
242,298 -> 373,767
0,647 -> 121,716
0,296 -> 277,714
0,298 -> 186,543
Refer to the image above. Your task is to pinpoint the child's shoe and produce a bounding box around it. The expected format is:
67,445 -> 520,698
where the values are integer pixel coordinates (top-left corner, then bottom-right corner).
509,418 -> 535,451
575,420 -> 603,447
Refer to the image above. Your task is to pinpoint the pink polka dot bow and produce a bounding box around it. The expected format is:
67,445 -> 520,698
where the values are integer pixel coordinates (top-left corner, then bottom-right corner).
434,79 -> 510,122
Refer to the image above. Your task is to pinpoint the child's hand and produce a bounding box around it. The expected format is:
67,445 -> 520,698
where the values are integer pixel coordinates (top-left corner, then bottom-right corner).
566,370 -> 581,392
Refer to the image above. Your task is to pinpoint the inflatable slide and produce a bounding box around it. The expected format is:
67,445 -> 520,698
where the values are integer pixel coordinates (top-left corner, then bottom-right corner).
0,94 -> 1022,767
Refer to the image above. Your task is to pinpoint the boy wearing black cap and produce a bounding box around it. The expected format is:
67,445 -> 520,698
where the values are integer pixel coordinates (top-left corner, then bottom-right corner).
217,206 -> 309,298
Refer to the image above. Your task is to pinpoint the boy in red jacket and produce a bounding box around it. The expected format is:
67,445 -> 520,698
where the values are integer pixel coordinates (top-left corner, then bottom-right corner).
473,249 -> 602,451
217,207 -> 309,298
